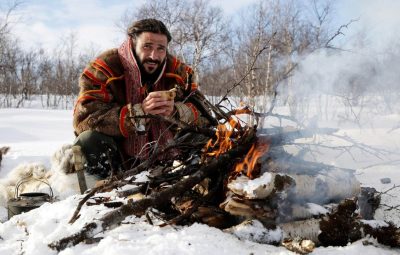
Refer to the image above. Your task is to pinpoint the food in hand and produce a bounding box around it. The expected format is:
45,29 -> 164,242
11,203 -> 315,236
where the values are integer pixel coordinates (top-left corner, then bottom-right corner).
159,88 -> 177,100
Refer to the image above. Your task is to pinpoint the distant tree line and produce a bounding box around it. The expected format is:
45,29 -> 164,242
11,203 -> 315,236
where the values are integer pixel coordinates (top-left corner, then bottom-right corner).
0,32 -> 92,109
0,1 -> 92,108
1,0 -> 399,120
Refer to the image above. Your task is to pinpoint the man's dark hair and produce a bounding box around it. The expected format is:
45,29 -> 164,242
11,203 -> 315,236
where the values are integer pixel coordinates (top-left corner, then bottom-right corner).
127,19 -> 172,43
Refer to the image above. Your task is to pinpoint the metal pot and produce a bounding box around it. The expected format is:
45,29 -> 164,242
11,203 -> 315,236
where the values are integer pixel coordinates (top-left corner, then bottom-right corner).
7,178 -> 53,219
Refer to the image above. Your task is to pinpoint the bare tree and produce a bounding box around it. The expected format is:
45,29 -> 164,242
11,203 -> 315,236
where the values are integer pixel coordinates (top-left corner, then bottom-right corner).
0,36 -> 20,107
223,0 -> 341,118
38,32 -> 89,109
0,0 -> 24,107
0,0 -> 22,39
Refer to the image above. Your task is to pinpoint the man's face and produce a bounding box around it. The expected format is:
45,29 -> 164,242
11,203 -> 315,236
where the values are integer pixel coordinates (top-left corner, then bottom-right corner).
134,32 -> 168,74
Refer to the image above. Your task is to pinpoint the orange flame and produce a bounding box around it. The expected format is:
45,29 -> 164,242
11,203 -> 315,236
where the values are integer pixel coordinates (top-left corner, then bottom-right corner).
204,118 -> 239,158
203,104 -> 267,179
234,142 -> 269,179
231,107 -> 252,115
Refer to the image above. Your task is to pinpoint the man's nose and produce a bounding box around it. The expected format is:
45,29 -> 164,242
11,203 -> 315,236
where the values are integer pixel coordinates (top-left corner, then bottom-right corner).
149,49 -> 156,59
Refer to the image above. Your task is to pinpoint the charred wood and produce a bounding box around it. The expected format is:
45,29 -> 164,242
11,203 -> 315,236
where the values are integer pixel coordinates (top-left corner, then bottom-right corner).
318,198 -> 400,247
363,222 -> 400,248
318,199 -> 362,246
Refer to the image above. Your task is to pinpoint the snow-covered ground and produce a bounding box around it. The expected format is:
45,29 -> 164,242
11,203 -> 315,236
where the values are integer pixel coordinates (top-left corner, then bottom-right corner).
0,98 -> 400,254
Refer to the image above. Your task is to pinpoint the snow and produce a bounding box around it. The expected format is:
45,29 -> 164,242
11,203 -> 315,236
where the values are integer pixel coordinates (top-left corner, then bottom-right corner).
227,219 -> 283,245
0,108 -> 75,178
1,102 -> 400,254
306,203 -> 329,216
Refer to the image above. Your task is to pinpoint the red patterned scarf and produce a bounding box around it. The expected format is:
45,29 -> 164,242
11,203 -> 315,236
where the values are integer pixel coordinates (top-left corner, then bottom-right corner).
118,38 -> 175,159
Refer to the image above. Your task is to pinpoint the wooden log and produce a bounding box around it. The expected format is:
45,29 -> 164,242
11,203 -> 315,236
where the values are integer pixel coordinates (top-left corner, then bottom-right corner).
219,192 -> 278,221
225,168 -> 360,207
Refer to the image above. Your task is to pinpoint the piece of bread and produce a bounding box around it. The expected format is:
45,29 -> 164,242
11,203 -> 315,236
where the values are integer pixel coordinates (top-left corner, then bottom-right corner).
159,88 -> 176,100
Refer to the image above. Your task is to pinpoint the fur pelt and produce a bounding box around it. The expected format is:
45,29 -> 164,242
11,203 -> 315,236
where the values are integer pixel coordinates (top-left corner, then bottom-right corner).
0,144 -> 98,209
48,144 -> 98,197
46,144 -> 81,196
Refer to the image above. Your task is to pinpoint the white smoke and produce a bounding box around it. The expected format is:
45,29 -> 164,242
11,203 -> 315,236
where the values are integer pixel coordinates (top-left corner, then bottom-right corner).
338,0 -> 400,48
283,0 -> 400,122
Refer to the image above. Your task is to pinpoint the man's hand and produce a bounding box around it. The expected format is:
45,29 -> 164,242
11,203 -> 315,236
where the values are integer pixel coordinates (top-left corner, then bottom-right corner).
142,91 -> 174,117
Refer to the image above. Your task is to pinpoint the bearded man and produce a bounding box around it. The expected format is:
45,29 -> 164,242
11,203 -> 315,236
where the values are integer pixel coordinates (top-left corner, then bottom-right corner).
73,19 -> 208,178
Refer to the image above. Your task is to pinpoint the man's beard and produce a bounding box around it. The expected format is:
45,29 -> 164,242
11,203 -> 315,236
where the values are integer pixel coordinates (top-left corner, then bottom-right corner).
136,56 -> 166,87
142,58 -> 162,70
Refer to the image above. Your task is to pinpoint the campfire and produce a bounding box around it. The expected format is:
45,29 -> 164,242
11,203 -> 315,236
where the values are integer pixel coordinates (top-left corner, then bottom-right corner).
48,90 -> 400,254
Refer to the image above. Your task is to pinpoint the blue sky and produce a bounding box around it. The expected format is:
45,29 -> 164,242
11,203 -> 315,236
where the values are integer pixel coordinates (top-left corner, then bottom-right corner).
5,0 -> 400,53
8,0 -> 258,52
11,0 -> 140,51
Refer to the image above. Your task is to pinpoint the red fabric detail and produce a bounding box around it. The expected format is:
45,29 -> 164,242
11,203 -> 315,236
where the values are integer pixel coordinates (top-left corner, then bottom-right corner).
172,57 -> 180,72
105,75 -> 124,85
185,102 -> 199,122
139,86 -> 146,96
92,62 -> 110,78
83,69 -> 106,86
165,72 -> 196,92
82,68 -> 114,103
119,105 -> 129,137
185,66 -> 193,74
165,73 -> 185,86
94,58 -> 116,77
103,89 -> 110,102
81,89 -> 110,103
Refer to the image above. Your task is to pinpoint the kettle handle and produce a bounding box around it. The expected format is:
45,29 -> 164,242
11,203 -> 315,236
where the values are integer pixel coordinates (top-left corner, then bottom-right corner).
15,178 -> 54,199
